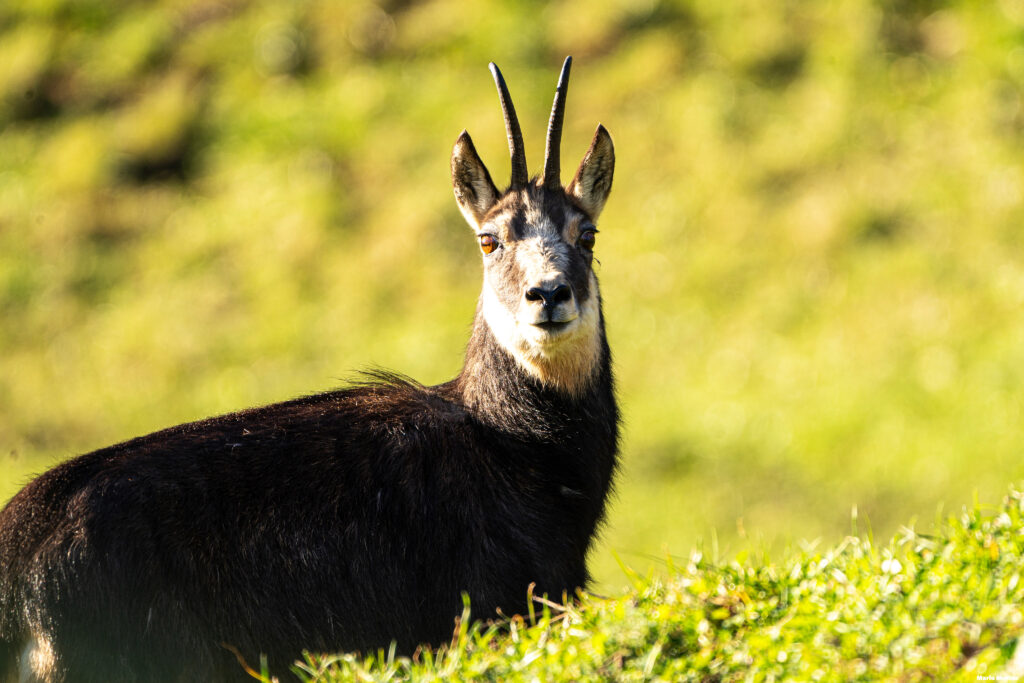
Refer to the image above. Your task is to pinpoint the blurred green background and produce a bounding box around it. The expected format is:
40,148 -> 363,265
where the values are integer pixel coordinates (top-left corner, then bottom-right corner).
2,0 -> 1024,591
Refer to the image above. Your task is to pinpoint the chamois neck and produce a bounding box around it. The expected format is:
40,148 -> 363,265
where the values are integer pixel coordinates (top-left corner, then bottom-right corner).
454,306 -> 613,439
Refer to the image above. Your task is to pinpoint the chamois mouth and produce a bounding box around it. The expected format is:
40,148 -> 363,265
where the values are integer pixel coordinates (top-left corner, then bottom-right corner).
525,312 -> 579,342
534,320 -> 572,333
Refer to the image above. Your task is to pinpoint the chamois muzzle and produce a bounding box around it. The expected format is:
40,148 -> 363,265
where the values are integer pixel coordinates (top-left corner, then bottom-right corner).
522,277 -> 578,327
525,284 -> 572,309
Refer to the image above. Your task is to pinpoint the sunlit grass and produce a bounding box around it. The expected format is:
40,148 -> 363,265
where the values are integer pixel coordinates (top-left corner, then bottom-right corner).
266,486 -> 1024,681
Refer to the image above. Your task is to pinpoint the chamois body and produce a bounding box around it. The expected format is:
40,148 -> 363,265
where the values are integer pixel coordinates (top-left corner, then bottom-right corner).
0,59 -> 617,682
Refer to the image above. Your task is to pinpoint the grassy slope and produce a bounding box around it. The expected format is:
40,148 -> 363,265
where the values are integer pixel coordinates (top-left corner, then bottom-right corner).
3,0 -> 1024,590
275,486 -> 1024,681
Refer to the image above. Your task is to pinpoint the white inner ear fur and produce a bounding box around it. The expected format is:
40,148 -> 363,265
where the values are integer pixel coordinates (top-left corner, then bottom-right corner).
481,271 -> 602,397
452,139 -> 498,228
463,175 -> 497,227
569,126 -> 614,220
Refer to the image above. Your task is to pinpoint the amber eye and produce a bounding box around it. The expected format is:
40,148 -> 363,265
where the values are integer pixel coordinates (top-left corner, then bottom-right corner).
478,234 -> 498,254
578,229 -> 597,251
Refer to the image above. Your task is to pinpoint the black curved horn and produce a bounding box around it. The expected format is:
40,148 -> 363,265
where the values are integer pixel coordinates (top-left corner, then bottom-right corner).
489,62 -> 529,188
542,56 -> 572,189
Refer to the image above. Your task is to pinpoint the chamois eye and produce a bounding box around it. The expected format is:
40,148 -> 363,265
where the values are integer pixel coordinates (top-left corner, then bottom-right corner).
578,228 -> 597,251
478,234 -> 499,254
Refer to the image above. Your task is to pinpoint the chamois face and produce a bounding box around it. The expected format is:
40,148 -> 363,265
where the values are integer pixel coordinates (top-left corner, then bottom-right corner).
475,184 -> 603,394
450,61 -> 615,395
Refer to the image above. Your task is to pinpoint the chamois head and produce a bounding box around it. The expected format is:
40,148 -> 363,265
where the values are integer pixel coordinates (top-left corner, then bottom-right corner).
451,57 -> 615,396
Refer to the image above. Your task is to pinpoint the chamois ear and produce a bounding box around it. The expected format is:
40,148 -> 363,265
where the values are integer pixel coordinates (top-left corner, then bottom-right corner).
451,130 -> 500,229
567,124 -> 614,221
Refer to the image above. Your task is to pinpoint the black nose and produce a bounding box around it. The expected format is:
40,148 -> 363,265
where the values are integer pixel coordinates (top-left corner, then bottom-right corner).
525,284 -> 571,307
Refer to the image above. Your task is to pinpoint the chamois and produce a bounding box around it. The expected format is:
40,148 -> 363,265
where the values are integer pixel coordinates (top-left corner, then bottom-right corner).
0,57 -> 618,682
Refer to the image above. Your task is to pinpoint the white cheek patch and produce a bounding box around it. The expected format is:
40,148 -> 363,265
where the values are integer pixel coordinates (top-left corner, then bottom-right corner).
481,276 -> 523,359
481,271 -> 602,397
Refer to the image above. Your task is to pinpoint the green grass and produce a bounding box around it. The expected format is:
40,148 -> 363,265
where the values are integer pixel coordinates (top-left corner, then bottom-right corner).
267,485 -> 1024,681
3,0 -> 1024,590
